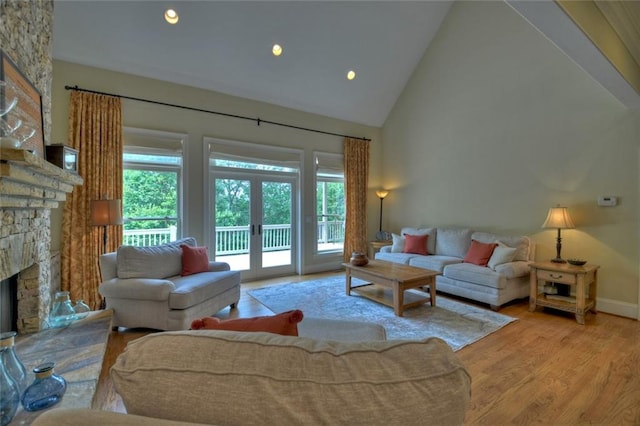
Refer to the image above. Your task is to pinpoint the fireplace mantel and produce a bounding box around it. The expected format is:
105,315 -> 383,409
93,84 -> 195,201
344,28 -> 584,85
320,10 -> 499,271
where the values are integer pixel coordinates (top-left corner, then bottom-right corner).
1,148 -> 83,208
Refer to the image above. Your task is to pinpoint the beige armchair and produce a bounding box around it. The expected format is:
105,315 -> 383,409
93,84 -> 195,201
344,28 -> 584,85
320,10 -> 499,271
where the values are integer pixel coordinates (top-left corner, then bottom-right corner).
98,238 -> 240,330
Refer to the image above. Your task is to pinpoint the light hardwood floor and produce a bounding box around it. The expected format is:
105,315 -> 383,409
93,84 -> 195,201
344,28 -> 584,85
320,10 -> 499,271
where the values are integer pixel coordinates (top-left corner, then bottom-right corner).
95,272 -> 640,425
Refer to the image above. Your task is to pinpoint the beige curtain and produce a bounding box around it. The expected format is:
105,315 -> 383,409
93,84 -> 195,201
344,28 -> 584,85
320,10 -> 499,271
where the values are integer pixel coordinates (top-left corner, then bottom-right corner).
61,91 -> 123,310
343,137 -> 370,262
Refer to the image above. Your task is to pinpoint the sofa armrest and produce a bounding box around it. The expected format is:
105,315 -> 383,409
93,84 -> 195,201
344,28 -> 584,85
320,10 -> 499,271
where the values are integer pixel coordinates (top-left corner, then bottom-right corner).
99,252 -> 118,281
493,260 -> 531,279
380,245 -> 392,253
208,261 -> 231,272
99,278 -> 176,301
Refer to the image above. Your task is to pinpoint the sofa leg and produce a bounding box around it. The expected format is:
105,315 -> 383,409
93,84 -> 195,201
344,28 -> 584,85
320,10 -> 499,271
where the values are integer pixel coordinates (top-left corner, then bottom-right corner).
490,304 -> 500,311
230,303 -> 237,309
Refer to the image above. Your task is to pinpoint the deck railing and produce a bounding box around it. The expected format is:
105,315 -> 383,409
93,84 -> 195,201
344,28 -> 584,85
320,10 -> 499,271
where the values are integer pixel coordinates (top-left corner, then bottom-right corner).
123,221 -> 344,254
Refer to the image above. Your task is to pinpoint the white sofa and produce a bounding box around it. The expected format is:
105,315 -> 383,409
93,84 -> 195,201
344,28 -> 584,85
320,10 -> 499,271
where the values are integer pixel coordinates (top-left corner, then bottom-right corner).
99,238 -> 241,330
375,227 -> 534,310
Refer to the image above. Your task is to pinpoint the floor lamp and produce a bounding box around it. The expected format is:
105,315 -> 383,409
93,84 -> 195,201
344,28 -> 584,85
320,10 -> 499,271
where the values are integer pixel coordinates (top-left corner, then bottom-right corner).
91,199 -> 123,254
375,190 -> 389,241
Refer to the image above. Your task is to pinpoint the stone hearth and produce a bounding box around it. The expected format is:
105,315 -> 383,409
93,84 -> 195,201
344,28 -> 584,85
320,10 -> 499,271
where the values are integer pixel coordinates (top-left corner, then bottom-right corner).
0,148 -> 82,334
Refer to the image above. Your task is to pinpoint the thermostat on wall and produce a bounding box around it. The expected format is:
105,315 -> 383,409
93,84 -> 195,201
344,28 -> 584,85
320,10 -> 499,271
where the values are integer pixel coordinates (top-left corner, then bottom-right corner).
597,196 -> 617,207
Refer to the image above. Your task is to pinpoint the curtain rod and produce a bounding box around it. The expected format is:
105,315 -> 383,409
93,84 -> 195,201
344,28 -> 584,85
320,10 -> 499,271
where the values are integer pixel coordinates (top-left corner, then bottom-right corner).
64,85 -> 371,142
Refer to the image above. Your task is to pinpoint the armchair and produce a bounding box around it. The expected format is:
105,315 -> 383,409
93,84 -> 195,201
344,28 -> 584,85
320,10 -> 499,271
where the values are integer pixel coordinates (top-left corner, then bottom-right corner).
98,238 -> 241,330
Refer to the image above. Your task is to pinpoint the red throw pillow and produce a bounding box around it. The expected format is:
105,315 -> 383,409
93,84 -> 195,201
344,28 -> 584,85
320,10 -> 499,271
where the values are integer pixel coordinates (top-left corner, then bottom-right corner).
190,310 -> 304,336
464,240 -> 498,266
403,234 -> 428,255
181,244 -> 210,276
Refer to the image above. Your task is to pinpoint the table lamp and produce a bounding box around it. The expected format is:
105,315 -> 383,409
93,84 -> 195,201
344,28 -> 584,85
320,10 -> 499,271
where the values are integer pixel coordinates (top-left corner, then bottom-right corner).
541,205 -> 575,263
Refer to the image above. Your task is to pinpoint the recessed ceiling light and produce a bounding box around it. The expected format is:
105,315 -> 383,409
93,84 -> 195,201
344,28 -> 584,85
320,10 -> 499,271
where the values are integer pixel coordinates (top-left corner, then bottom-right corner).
164,8 -> 179,24
272,44 -> 283,57
347,70 -> 356,80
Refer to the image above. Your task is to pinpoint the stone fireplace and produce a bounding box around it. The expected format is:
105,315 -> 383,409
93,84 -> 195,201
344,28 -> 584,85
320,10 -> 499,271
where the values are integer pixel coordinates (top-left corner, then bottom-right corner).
0,149 -> 82,334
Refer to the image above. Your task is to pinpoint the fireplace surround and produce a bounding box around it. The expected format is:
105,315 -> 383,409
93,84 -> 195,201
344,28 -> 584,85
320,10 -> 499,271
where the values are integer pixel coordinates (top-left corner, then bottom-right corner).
0,148 -> 82,334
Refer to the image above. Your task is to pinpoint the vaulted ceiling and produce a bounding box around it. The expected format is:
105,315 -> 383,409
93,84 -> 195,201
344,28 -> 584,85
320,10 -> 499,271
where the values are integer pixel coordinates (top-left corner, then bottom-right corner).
53,1 -> 640,128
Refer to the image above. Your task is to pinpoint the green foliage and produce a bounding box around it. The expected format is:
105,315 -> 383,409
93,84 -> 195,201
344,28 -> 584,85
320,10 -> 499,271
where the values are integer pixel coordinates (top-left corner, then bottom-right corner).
123,169 -> 178,230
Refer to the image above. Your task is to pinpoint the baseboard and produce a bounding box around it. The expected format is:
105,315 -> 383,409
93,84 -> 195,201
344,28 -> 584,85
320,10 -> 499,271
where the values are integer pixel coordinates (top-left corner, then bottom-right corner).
597,297 -> 638,320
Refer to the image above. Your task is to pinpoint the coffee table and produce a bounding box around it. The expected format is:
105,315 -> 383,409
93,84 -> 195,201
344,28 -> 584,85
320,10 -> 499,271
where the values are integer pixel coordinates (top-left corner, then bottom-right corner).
342,260 -> 439,317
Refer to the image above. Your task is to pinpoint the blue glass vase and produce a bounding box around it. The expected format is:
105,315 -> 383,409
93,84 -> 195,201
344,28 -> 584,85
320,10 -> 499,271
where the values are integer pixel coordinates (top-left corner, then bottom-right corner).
0,332 -> 28,396
0,346 -> 19,426
21,362 -> 66,412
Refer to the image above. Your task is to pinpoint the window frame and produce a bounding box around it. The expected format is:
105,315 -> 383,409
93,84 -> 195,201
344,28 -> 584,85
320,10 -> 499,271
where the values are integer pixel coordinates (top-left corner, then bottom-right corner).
314,151 -> 345,255
122,127 -> 187,245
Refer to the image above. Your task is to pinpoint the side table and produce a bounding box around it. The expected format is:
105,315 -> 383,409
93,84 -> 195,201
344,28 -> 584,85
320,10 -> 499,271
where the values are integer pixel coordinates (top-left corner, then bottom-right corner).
528,262 -> 599,324
368,240 -> 392,259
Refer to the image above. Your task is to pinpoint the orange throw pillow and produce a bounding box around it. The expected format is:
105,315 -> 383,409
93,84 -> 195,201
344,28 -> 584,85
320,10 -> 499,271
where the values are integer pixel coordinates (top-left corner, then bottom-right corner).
403,234 -> 429,255
181,245 -> 210,276
464,240 -> 498,266
190,310 -> 304,336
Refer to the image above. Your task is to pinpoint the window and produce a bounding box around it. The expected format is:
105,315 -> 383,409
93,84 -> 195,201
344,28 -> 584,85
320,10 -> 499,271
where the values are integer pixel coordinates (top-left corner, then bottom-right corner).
122,128 -> 185,246
206,138 -> 300,279
315,152 -> 345,253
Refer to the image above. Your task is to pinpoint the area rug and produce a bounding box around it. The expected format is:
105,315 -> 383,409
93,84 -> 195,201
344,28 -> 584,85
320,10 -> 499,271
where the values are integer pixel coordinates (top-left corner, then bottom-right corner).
248,276 -> 517,351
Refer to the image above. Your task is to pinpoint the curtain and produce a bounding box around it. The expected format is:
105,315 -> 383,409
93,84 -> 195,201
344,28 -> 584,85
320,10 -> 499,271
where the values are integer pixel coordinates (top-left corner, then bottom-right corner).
343,137 -> 369,262
61,91 -> 123,310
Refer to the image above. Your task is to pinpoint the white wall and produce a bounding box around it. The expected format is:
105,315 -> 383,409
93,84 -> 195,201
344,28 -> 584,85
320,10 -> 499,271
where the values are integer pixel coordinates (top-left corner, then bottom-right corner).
382,1 -> 639,317
51,60 -> 382,275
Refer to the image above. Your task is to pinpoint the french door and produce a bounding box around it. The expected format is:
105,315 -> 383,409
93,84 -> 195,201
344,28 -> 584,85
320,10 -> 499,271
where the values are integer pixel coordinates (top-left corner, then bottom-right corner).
211,171 -> 296,281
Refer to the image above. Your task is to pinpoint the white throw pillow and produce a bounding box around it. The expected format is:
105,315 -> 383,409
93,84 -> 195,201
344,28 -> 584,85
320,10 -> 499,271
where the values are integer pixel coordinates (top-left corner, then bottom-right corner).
487,243 -> 518,270
391,233 -> 405,253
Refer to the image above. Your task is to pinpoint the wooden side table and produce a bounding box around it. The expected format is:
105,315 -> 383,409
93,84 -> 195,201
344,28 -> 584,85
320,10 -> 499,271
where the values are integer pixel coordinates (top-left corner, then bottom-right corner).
528,262 -> 599,324
368,240 -> 392,259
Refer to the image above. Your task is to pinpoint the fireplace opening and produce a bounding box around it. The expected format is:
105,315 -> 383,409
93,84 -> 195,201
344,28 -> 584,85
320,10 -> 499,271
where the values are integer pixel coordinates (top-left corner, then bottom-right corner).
1,274 -> 18,333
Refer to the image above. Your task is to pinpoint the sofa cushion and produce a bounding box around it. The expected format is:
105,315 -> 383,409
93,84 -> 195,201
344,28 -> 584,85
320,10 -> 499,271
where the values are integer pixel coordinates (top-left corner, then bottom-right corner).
117,237 -> 197,279
374,252 -> 419,264
297,317 -> 387,341
401,227 -> 436,254
403,233 -> 429,255
169,270 -> 241,309
435,228 -> 473,258
408,255 -> 462,273
487,244 -> 518,270
180,245 -> 210,276
463,240 -> 497,266
443,263 -> 505,289
471,232 -> 530,262
390,233 -> 404,252
111,331 -> 471,425
99,278 -> 175,301
190,310 -> 304,336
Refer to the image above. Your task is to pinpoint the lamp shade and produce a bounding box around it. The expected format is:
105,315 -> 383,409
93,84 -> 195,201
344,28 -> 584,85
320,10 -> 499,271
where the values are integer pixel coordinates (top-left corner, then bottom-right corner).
541,206 -> 575,229
91,199 -> 123,226
376,190 -> 389,199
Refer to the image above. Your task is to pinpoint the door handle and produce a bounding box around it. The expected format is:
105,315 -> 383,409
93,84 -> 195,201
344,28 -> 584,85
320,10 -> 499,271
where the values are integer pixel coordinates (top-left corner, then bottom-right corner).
251,224 -> 255,235
258,224 -> 262,235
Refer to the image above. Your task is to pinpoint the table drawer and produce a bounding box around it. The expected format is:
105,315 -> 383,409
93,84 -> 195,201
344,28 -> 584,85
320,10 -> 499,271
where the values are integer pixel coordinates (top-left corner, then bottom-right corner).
537,269 -> 576,285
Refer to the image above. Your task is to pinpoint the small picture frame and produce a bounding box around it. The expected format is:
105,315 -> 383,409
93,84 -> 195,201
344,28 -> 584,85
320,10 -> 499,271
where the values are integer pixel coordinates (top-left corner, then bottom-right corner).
45,144 -> 78,174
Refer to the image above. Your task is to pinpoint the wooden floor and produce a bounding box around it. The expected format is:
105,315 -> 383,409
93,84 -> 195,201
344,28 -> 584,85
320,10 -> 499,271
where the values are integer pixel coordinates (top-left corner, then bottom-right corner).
95,272 -> 640,425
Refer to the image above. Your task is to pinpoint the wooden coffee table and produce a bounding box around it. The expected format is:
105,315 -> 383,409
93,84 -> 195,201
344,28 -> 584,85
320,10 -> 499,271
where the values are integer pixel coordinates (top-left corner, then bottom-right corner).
342,260 -> 439,317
